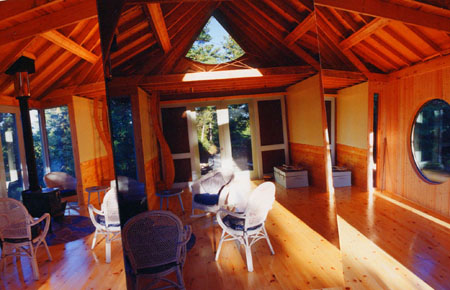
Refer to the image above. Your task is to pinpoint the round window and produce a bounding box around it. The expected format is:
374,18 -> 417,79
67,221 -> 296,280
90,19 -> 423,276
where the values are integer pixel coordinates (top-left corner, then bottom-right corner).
411,99 -> 450,183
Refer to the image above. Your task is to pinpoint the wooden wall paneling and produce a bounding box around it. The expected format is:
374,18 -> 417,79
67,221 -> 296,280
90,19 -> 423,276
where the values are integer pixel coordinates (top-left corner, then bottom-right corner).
290,143 -> 327,190
377,66 -> 450,217
336,143 -> 368,190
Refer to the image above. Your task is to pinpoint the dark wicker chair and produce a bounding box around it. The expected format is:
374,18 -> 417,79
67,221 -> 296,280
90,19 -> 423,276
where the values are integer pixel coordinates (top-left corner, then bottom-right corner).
122,210 -> 192,290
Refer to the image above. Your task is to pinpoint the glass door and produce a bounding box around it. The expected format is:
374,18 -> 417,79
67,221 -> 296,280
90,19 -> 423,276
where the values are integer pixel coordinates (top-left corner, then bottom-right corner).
191,101 -> 257,178
194,106 -> 222,175
0,107 -> 27,200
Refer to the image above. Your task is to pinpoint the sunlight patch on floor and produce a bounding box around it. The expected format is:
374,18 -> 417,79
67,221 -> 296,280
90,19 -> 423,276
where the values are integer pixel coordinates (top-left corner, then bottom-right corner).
337,215 -> 433,290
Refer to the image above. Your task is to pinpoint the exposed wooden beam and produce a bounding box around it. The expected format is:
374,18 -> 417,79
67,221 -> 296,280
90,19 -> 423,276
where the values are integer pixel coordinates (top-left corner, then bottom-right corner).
314,0 -> 450,33
339,18 -> 390,51
149,2 -> 219,75
0,0 -> 97,47
0,37 -> 35,73
41,30 -> 98,64
316,11 -> 371,76
405,25 -> 442,54
388,53 -> 450,80
0,0 -> 63,23
233,1 -> 320,70
284,13 -> 316,46
322,69 -> 367,80
111,65 -> 315,93
145,3 -> 172,53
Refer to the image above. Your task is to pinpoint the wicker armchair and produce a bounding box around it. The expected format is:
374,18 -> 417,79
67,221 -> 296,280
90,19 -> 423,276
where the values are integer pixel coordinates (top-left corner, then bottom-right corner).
190,169 -> 234,217
88,184 -> 121,263
215,182 -> 276,272
122,210 -> 192,290
0,198 -> 52,280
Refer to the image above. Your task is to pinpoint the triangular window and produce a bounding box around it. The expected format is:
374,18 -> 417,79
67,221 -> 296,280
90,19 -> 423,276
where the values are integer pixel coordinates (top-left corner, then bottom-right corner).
186,16 -> 244,64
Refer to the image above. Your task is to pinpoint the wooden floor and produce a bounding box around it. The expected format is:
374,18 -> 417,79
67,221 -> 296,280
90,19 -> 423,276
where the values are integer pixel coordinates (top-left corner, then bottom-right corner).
335,187 -> 450,290
1,183 -> 449,289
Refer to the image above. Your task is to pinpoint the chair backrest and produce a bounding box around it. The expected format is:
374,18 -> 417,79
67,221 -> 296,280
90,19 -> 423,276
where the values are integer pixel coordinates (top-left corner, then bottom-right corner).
101,185 -> 120,227
191,169 -> 235,195
0,198 -> 31,241
244,182 -> 276,229
44,172 -> 77,190
122,210 -> 184,272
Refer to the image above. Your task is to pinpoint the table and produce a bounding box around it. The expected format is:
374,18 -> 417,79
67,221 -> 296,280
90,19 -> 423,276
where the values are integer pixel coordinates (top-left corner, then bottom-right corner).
85,185 -> 109,206
156,188 -> 184,212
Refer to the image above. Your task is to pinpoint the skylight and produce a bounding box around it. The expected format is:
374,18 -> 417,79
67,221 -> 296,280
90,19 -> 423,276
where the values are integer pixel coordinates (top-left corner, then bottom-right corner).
186,16 -> 245,65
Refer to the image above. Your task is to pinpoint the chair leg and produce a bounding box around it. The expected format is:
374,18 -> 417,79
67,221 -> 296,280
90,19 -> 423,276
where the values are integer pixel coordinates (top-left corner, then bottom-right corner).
263,226 -> 275,255
29,243 -> 40,280
215,230 -> 226,261
160,197 -> 163,210
176,265 -> 186,290
244,234 -> 253,272
177,194 -> 185,212
91,229 -> 98,250
87,192 -> 91,205
105,233 -> 111,263
43,240 -> 53,261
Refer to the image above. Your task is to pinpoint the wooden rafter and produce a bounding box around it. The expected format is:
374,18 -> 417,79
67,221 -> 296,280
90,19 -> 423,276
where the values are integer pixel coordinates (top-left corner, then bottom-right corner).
316,10 -> 370,76
284,13 -> 316,46
144,2 -> 219,75
41,30 -> 98,64
0,0 -> 63,23
111,66 -> 315,94
233,1 -> 320,70
144,3 -> 172,53
382,26 -> 426,59
339,18 -> 390,51
405,25 -> 442,54
0,37 -> 36,73
0,0 -> 97,47
314,0 -> 450,33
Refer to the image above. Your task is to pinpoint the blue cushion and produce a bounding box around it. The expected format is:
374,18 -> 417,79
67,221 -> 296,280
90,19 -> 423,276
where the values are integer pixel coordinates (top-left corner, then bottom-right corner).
3,224 -> 41,243
222,215 -> 261,231
194,193 -> 219,206
95,215 -> 120,227
60,189 -> 77,198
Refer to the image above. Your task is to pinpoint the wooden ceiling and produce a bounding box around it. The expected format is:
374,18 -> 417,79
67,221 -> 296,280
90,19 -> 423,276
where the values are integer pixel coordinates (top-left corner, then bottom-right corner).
0,0 -> 449,101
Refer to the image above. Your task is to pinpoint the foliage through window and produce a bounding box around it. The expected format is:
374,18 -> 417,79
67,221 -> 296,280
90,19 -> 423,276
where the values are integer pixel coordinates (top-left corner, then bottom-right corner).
186,17 -> 244,64
30,109 -> 46,187
411,99 -> 450,183
45,106 -> 75,177
109,96 -> 138,179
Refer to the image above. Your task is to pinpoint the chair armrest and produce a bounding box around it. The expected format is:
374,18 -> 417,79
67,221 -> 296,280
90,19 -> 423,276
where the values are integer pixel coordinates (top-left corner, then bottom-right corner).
88,204 -> 104,228
216,208 -> 246,219
30,213 -> 51,238
180,225 -> 192,246
89,204 -> 103,215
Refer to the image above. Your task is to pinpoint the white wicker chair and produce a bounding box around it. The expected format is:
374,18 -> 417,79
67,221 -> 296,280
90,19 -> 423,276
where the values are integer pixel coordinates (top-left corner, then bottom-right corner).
215,182 -> 276,272
122,210 -> 192,290
0,198 -> 52,280
190,169 -> 235,217
88,184 -> 120,263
